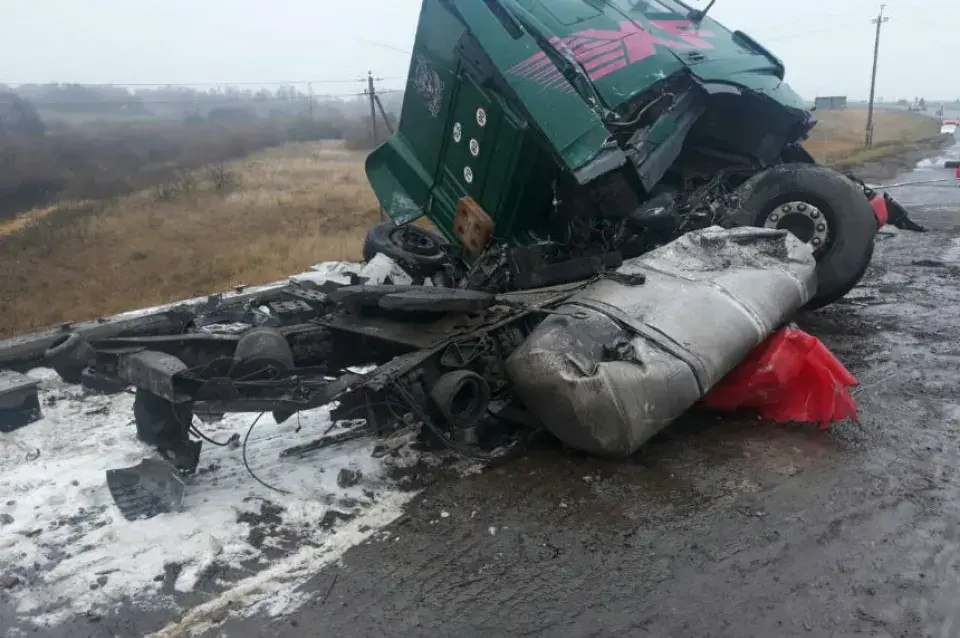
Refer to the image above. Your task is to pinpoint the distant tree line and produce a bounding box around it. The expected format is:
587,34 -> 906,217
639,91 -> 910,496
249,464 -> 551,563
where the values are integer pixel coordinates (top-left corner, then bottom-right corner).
0,84 -> 402,220
0,82 -> 403,120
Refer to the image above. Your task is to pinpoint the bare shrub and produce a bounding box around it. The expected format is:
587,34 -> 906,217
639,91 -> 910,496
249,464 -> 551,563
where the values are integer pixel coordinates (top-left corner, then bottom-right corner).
153,180 -> 181,202
176,168 -> 197,196
207,163 -> 239,193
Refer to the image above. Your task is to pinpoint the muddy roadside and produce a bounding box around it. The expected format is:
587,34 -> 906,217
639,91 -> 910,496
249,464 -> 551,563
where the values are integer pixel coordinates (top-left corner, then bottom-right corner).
833,134 -> 955,182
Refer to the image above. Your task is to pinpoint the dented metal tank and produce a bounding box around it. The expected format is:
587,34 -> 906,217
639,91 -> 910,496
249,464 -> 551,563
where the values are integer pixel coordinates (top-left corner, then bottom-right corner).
505,226 -> 818,458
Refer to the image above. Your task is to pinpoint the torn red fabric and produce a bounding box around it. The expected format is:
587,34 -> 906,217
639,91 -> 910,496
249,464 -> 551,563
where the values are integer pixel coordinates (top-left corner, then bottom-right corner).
870,194 -> 889,228
703,327 -> 859,429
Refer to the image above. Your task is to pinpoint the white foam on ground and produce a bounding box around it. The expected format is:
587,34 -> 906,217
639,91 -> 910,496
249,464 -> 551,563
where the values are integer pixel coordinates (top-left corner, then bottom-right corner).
0,369 -> 416,628
943,237 -> 960,264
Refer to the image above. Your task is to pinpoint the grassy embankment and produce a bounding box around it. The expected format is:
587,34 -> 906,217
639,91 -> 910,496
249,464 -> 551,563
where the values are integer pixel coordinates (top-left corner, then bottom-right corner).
0,108 -> 942,337
803,108 -> 942,166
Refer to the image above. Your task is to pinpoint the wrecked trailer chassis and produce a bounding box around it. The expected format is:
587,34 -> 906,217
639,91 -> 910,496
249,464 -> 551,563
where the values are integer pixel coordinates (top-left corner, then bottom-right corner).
24,278 -> 591,521
80,282 -> 593,480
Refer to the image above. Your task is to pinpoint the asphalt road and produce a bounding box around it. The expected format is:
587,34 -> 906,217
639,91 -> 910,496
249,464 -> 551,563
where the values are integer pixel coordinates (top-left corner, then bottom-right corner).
214,141 -> 960,638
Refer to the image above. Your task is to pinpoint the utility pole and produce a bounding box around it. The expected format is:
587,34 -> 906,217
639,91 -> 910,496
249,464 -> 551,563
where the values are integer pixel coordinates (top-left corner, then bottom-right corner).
307,82 -> 314,119
366,71 -> 378,148
363,71 -> 388,220
865,4 -> 889,147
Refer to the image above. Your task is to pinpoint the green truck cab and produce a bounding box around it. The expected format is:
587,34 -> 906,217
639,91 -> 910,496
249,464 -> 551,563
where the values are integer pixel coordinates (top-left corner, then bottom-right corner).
364,0 -> 879,309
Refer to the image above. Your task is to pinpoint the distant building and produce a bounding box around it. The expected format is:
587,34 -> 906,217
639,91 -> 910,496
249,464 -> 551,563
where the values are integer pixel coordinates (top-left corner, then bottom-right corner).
814,96 -> 848,110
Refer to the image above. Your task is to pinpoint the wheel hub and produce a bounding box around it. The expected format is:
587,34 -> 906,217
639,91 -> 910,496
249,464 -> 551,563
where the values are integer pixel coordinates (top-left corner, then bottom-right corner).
763,201 -> 830,254
393,227 -> 437,256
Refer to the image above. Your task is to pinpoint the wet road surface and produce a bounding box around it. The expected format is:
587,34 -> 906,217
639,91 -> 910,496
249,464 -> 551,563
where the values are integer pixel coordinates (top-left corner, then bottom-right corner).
213,141 -> 960,638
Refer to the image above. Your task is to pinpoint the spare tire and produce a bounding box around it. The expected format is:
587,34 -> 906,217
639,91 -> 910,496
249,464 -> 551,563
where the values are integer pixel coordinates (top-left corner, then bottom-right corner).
733,163 -> 877,310
362,220 -> 449,279
44,333 -> 96,384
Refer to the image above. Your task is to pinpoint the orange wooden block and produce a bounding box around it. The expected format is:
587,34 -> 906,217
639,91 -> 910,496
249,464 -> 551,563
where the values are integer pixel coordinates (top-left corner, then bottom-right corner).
454,196 -> 494,256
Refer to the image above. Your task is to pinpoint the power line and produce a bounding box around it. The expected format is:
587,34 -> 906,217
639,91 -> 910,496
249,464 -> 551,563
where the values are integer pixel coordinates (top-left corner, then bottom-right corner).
747,7 -> 864,37
0,90 -> 403,107
354,38 -> 412,56
0,78 -> 401,88
762,24 -> 853,44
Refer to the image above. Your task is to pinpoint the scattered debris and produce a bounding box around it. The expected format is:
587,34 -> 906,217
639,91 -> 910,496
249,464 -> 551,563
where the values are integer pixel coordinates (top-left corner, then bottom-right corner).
337,468 -> 363,489
320,509 -> 357,530
0,370 -> 42,432
1,575 -> 22,589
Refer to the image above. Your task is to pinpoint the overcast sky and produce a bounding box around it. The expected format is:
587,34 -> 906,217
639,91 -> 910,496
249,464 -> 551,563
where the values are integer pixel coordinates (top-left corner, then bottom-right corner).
0,0 -> 954,101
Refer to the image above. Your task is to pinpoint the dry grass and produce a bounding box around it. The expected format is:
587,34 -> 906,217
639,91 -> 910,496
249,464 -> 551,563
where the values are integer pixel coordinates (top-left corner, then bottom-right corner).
804,108 -> 941,164
0,142 -> 380,337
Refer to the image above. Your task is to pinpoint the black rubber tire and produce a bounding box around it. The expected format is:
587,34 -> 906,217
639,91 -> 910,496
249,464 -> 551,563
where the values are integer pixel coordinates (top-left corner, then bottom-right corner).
429,370 -> 491,430
735,163 -> 877,310
362,221 -> 448,278
44,333 -> 96,384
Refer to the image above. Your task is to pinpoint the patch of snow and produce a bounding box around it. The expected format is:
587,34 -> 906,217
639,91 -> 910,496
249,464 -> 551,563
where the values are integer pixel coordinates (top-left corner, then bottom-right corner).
288,271 -> 350,287
310,261 -> 363,276
298,261 -> 363,287
0,369 -> 416,629
358,254 -> 413,286
943,237 -> 960,264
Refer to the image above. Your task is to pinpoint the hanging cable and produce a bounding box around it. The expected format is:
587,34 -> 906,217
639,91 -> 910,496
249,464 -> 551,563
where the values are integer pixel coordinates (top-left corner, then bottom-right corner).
242,412 -> 291,495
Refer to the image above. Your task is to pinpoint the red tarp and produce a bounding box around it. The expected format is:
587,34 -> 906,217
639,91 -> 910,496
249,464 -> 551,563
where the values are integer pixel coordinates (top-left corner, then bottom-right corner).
703,327 -> 859,429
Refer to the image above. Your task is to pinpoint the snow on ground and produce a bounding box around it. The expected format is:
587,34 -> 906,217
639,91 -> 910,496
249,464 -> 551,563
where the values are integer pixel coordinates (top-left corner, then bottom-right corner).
943,237 -> 960,264
0,366 -> 418,629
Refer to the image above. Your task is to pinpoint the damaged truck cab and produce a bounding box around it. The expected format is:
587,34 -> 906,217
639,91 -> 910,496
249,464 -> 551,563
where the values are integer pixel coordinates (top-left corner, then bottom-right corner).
365,0 -> 880,308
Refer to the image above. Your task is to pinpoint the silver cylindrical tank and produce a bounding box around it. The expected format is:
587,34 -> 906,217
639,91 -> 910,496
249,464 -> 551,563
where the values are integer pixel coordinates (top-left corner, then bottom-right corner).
505,226 -> 818,458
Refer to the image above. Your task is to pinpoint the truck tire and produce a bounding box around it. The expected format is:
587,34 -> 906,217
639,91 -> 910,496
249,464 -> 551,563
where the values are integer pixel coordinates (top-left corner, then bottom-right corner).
44,333 -> 96,384
734,163 -> 877,310
362,221 -> 448,279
